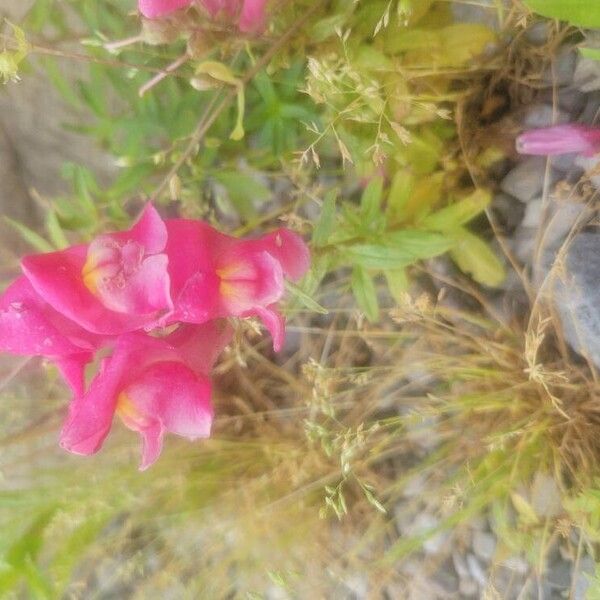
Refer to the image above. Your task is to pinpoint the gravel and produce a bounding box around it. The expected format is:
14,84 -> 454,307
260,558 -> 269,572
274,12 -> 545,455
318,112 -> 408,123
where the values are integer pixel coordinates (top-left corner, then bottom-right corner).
500,157 -> 555,202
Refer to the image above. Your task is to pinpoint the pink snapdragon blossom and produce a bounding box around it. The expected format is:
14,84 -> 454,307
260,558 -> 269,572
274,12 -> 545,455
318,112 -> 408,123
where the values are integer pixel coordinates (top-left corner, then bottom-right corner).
60,322 -> 232,470
165,219 -> 310,351
21,205 -> 173,336
139,0 -> 192,19
0,276 -> 105,394
138,0 -> 267,33
516,124 -> 600,157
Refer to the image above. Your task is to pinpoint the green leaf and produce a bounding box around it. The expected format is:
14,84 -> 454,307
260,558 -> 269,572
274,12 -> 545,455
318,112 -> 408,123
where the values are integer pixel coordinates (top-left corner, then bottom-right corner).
214,171 -> 270,221
523,0 -> 600,27
351,267 -> 379,322
384,269 -> 409,303
510,492 -> 539,526
580,47 -> 600,61
285,281 -> 328,315
4,218 -> 53,252
421,188 -> 491,231
343,244 -> 415,270
313,191 -> 337,247
46,211 -> 70,249
384,230 -> 455,259
0,21 -> 30,83
360,176 -> 384,222
195,61 -> 245,141
386,171 -> 414,224
450,229 -> 506,287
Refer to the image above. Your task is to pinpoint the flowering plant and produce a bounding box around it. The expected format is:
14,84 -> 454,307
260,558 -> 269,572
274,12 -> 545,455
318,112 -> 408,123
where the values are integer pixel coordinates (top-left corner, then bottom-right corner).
0,205 -> 309,469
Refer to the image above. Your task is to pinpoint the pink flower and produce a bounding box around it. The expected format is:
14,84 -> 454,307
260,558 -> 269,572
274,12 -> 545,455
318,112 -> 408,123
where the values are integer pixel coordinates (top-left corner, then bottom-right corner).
21,205 -> 173,336
138,0 -> 267,32
0,276 -> 103,394
516,124 -> 600,157
165,219 -> 310,351
60,321 -> 232,470
138,0 -> 192,19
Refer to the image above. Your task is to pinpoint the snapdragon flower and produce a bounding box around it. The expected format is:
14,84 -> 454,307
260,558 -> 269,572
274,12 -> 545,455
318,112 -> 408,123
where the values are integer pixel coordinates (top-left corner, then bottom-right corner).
516,124 -> 600,157
138,0 -> 267,33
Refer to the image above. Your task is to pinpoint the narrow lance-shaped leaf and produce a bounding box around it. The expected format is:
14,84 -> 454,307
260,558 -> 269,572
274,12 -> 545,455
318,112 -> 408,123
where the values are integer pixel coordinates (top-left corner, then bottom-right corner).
351,266 -> 379,322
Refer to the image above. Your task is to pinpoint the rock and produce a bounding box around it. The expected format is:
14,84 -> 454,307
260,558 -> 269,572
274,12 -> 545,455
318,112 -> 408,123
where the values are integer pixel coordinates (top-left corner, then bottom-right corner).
500,157 -> 556,203
572,554 -> 596,600
472,530 -> 496,562
512,225 -> 537,264
547,233 -> 600,368
544,557 -> 572,592
342,574 -> 368,599
575,154 -> 600,187
525,21 -> 551,46
574,56 -> 600,93
453,551 -> 470,579
521,198 -> 544,229
557,87 -> 587,114
503,555 -> 529,575
403,473 -> 427,497
578,90 -> 600,124
432,560 -> 460,596
522,104 -> 569,129
542,47 -> 577,88
451,0 -> 502,31
492,192 -> 526,234
412,513 -> 448,555
531,472 -> 562,518
458,577 -> 478,597
466,553 -> 487,587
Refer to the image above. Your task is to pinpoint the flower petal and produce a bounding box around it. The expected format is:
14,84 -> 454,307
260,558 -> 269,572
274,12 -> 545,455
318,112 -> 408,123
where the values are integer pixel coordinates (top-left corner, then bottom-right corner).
121,204 -> 168,254
55,354 -> 93,397
138,422 -> 164,471
218,250 -> 284,315
166,321 -> 233,375
139,0 -> 192,19
239,0 -> 267,32
252,305 -> 285,352
0,276 -> 89,357
22,246 -> 161,335
60,352 -> 124,456
516,124 -> 600,157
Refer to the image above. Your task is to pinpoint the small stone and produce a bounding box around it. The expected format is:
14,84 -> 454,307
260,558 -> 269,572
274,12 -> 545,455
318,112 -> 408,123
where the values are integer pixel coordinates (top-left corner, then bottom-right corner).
511,225 -> 537,264
549,152 -> 578,173
416,513 -> 448,555
492,192 -> 526,233
557,87 -> 587,114
432,561 -> 460,595
403,473 -> 427,497
575,154 -> 600,188
453,552 -> 470,579
466,553 -> 487,587
459,577 -> 478,597
573,554 -> 596,600
503,555 -> 529,575
531,472 -> 562,518
542,47 -> 577,88
451,0 -> 501,30
500,157 -> 554,203
545,557 -> 572,591
574,55 -> 600,92
521,198 -> 544,229
522,104 -> 569,129
342,574 -> 368,599
548,233 -> 600,368
472,530 -> 496,562
525,21 -> 551,46
578,90 -> 600,124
